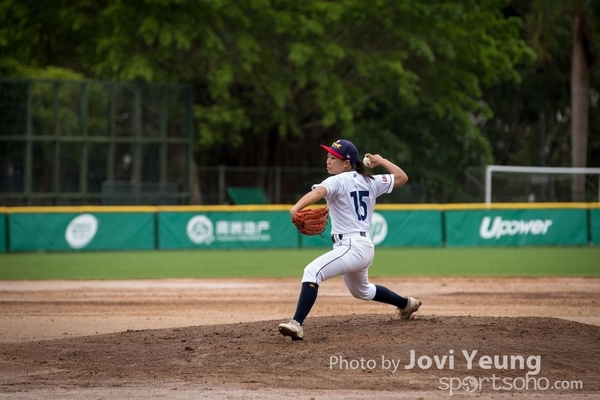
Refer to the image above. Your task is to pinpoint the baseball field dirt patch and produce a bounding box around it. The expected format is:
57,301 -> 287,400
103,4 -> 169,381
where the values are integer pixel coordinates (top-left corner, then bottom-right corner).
0,277 -> 599,399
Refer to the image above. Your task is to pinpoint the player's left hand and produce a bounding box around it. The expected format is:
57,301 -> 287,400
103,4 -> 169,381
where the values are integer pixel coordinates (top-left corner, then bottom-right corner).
291,207 -> 329,236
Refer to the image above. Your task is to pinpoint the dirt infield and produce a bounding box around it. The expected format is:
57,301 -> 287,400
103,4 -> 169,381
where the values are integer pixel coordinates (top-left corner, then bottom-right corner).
1,277 -> 599,399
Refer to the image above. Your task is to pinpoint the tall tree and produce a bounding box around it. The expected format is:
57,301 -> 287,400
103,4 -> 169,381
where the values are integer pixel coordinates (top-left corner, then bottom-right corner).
526,0 -> 599,200
1,0 -> 536,202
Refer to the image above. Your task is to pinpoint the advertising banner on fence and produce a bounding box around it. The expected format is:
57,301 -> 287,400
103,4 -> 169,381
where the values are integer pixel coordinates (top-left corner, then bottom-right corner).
591,209 -> 600,245
445,209 -> 588,247
9,212 -> 155,251
158,211 -> 297,249
301,211 -> 443,247
0,214 -> 6,253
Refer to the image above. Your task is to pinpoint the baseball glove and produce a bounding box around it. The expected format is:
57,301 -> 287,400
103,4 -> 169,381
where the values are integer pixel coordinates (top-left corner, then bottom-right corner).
292,207 -> 329,236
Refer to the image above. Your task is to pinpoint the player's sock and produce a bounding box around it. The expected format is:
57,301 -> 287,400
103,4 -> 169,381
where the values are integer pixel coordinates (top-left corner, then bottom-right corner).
292,282 -> 319,325
373,284 -> 408,309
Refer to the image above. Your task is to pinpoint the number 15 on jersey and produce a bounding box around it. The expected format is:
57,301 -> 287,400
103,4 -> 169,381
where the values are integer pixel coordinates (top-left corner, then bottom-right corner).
350,190 -> 369,221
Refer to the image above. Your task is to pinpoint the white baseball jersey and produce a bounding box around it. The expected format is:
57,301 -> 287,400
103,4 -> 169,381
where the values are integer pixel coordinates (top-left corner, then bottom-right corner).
302,171 -> 395,299
313,171 -> 395,235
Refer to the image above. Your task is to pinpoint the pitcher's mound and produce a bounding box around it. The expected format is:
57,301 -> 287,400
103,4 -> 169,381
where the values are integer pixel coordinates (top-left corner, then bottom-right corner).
1,315 -> 598,398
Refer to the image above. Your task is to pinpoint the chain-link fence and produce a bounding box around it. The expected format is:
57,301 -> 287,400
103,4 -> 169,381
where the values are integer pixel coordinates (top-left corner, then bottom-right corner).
193,166 -> 427,205
4,79 -> 597,206
0,78 -> 193,206
0,78 -> 432,206
464,166 -> 600,203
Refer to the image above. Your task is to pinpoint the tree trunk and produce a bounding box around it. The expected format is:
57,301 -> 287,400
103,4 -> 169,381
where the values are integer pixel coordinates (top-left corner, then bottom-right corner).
570,13 -> 589,201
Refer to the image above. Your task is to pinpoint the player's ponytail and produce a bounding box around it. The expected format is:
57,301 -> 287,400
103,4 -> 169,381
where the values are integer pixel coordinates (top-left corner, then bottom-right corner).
354,160 -> 375,180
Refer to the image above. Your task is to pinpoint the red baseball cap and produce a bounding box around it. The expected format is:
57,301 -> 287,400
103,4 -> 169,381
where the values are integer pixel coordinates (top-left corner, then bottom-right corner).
320,139 -> 359,165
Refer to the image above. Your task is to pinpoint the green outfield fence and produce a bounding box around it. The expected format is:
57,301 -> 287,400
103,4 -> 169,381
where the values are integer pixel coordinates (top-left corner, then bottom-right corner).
1,203 -> 599,253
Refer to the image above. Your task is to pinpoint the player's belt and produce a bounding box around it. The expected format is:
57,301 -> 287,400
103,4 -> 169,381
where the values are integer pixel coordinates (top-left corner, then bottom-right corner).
331,232 -> 366,243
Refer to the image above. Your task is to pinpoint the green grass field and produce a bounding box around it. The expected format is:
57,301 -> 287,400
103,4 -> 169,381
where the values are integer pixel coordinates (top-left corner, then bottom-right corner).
0,247 -> 598,280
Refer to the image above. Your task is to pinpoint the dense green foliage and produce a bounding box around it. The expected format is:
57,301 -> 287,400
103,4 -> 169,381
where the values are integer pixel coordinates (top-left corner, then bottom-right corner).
1,0 -> 598,202
482,1 -> 600,171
